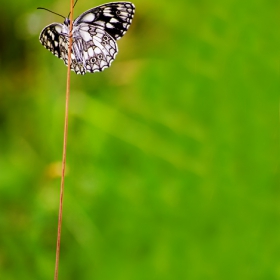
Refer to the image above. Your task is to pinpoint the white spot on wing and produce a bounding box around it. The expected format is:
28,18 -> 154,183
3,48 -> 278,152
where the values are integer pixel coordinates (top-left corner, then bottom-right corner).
110,18 -> 119,23
106,23 -> 114,29
80,29 -> 92,42
100,60 -> 107,68
84,52 -> 88,60
95,48 -> 101,55
55,25 -> 62,33
104,12 -> 113,17
110,40 -> 115,47
94,21 -> 106,27
109,48 -> 115,56
88,47 -> 94,57
81,13 -> 95,22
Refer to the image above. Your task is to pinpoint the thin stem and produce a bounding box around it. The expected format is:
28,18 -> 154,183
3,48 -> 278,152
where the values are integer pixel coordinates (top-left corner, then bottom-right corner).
54,0 -> 74,279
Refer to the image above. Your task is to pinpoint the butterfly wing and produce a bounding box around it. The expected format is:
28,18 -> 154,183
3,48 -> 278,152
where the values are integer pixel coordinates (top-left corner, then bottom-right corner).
40,23 -> 86,74
73,24 -> 118,73
74,2 -> 135,40
39,2 -> 135,75
39,23 -> 67,59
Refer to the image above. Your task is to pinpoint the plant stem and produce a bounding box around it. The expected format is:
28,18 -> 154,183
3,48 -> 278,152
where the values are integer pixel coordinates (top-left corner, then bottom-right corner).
54,0 -> 74,279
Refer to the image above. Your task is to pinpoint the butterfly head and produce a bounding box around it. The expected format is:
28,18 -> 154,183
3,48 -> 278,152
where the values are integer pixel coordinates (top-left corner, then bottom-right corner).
64,18 -> 71,26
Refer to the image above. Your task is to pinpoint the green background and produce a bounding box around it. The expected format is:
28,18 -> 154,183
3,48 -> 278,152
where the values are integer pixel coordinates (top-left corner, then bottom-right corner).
0,0 -> 279,279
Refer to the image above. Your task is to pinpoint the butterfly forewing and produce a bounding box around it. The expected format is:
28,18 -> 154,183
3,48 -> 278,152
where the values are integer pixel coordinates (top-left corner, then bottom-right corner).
39,2 -> 135,75
75,2 -> 135,40
40,23 -> 65,58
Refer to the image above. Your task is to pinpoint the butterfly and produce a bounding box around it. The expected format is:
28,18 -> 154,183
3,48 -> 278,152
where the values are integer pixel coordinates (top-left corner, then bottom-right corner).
39,2 -> 135,75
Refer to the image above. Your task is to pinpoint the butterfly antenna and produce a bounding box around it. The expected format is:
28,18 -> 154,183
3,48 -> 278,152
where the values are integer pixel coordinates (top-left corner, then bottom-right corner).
67,0 -> 78,18
37,7 -> 65,19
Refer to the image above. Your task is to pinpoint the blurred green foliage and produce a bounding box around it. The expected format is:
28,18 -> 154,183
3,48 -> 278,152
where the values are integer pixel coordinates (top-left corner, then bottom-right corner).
0,0 -> 279,279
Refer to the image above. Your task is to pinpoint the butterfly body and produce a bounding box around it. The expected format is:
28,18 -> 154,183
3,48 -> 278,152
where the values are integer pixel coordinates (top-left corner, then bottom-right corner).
39,2 -> 135,74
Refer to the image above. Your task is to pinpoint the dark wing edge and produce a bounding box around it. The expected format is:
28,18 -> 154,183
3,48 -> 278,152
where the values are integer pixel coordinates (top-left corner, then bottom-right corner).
74,2 -> 135,40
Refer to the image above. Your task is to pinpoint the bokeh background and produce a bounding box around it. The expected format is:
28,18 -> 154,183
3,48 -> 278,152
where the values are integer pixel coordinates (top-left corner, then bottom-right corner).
0,0 -> 279,279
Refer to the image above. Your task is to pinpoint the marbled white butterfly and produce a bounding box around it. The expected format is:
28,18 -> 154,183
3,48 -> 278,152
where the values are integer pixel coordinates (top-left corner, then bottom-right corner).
39,2 -> 135,75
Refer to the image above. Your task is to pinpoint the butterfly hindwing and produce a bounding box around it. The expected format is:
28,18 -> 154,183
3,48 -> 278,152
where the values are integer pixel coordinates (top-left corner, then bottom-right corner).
72,25 -> 118,73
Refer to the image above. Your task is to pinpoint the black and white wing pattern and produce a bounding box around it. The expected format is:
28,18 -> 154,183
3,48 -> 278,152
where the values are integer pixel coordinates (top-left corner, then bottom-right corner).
39,2 -> 135,74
